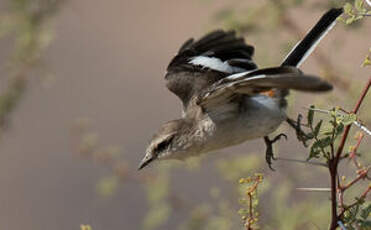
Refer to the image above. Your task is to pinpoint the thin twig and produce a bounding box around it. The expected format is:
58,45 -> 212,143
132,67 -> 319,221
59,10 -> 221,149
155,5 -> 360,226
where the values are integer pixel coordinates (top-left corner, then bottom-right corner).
353,121 -> 371,136
349,133 -> 365,169
296,187 -> 331,192
338,186 -> 371,219
340,167 -> 370,191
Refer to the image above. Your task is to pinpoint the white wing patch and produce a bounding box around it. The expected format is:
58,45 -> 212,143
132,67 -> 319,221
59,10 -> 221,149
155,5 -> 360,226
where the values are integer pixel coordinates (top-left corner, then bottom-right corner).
189,56 -> 246,73
200,74 -> 267,106
226,74 -> 266,88
225,70 -> 255,80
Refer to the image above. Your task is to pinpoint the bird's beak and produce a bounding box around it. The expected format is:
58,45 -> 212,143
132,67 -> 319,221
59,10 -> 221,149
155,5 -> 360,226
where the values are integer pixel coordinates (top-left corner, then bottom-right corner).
138,154 -> 155,170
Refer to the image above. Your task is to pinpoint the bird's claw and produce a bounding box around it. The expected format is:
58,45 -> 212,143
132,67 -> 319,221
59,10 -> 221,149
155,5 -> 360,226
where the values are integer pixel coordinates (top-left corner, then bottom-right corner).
264,133 -> 287,170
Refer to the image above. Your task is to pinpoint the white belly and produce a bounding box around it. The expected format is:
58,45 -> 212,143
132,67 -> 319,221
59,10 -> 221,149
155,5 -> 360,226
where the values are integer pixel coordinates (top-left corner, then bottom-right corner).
201,95 -> 286,152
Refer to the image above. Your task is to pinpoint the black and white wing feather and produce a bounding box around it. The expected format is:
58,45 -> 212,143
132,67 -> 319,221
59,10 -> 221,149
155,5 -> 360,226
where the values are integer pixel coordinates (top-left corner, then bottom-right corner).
197,8 -> 343,111
165,30 -> 257,108
197,66 -> 332,110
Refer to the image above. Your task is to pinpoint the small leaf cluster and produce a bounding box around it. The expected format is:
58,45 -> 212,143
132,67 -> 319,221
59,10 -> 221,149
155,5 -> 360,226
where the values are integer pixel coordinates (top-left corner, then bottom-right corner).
306,106 -> 356,161
343,201 -> 371,230
339,0 -> 371,24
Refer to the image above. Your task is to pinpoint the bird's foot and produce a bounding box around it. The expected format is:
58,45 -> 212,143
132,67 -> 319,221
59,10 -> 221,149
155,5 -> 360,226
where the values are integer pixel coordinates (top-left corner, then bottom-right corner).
286,114 -> 313,147
264,133 -> 287,170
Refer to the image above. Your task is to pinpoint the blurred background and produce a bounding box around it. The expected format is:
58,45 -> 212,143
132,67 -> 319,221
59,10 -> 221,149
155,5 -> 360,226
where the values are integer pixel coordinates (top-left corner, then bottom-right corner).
0,0 -> 370,229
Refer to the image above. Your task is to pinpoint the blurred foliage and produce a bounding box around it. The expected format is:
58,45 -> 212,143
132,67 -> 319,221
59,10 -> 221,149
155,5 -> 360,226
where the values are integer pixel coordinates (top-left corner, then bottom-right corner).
80,224 -> 92,230
0,0 -> 62,135
142,167 -> 172,230
96,175 -> 119,198
362,48 -> 371,67
216,155 -> 262,182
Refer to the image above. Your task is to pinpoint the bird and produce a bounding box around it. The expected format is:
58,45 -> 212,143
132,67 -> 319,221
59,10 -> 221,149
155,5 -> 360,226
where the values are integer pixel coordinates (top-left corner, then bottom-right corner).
138,8 -> 344,170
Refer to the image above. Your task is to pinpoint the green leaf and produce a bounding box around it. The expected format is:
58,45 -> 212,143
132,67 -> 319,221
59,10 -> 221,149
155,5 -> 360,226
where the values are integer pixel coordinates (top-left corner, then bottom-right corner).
360,203 -> 371,220
307,105 -> 315,126
335,123 -> 344,136
341,113 -> 357,126
308,145 -> 320,160
355,0 -> 364,12
319,136 -> 332,148
313,120 -> 323,137
344,3 -> 353,14
355,15 -> 363,21
346,16 -> 355,24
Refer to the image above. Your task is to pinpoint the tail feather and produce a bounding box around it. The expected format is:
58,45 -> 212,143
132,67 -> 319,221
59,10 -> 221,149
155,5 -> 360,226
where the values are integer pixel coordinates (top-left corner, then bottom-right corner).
281,8 -> 343,67
277,8 -> 343,102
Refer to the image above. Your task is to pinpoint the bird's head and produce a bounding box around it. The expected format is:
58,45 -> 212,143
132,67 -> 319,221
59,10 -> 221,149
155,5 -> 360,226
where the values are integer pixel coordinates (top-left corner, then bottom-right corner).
138,119 -> 192,170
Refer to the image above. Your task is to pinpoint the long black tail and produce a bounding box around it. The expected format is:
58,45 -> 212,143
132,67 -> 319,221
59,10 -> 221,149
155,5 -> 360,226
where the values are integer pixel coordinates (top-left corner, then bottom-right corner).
281,8 -> 343,67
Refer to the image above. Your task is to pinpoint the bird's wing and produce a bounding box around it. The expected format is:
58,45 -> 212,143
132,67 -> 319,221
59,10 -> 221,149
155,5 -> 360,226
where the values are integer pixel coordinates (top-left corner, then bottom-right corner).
197,66 -> 332,110
165,30 -> 257,109
196,7 -> 343,111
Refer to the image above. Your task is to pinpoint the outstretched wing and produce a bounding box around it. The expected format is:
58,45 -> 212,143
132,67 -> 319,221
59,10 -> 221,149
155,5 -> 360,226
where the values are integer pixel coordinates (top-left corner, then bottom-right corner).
165,30 -> 257,109
196,7 -> 343,112
197,66 -> 332,110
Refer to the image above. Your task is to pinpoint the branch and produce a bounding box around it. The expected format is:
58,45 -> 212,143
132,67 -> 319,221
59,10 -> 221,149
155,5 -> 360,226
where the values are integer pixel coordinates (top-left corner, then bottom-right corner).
349,133 -> 365,169
329,76 -> 371,230
335,77 -> 371,165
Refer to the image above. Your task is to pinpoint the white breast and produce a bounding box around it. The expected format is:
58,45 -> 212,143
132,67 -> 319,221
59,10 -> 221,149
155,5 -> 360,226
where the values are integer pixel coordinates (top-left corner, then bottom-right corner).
201,95 -> 287,151
244,95 -> 286,136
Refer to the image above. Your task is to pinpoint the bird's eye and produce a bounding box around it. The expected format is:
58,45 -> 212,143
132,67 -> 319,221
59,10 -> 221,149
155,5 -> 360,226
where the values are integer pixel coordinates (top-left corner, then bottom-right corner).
155,136 -> 174,153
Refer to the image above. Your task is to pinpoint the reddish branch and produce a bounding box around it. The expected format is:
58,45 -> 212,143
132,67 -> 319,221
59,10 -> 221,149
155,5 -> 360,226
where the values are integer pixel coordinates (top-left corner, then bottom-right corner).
341,167 -> 370,191
338,185 -> 371,219
329,77 -> 371,230
334,77 -> 370,165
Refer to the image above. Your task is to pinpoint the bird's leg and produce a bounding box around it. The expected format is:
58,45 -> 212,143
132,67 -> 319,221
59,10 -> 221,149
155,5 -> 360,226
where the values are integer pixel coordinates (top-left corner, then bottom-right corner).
286,114 -> 313,147
264,133 -> 287,170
